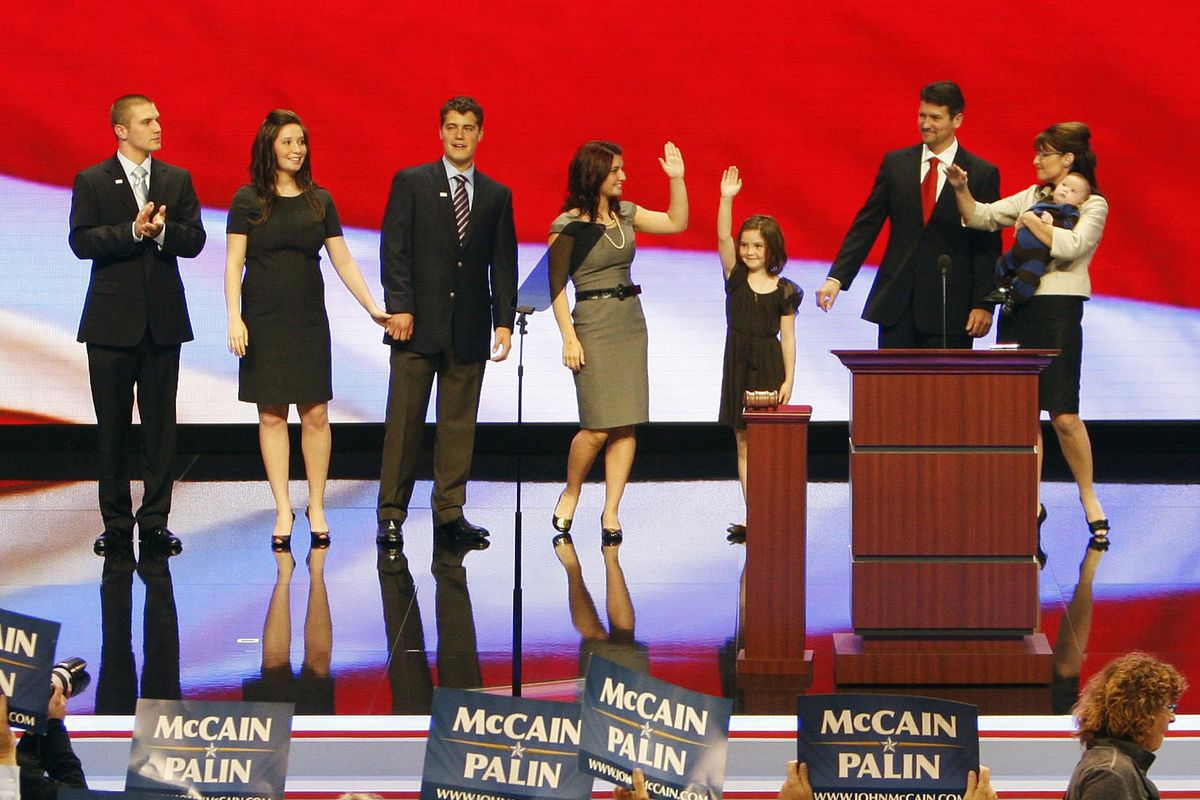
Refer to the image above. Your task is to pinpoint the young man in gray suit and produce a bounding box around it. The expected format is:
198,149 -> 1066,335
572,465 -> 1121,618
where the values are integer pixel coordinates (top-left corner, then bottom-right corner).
377,96 -> 518,551
69,94 -> 206,556
816,81 -> 1001,348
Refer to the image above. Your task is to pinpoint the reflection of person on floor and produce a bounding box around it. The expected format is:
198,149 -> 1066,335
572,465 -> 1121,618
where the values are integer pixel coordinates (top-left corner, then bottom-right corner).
1065,652 -> 1186,799
96,550 -> 181,713
614,762 -> 996,800
242,546 -> 334,713
377,537 -> 483,714
1051,540 -> 1106,714
715,167 -> 800,543
13,686 -> 87,800
552,536 -> 648,675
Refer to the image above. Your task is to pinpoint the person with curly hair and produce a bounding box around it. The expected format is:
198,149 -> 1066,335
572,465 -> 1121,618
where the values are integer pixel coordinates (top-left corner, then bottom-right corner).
1065,652 -> 1187,799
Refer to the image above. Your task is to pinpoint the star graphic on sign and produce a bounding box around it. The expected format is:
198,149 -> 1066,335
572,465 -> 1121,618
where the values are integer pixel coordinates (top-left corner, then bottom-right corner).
881,737 -> 897,753
205,742 -> 219,759
511,741 -> 526,759
641,721 -> 654,739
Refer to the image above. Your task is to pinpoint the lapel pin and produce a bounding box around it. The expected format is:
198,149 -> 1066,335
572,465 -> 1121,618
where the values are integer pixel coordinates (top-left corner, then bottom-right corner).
439,191 -> 448,198
115,179 -> 124,184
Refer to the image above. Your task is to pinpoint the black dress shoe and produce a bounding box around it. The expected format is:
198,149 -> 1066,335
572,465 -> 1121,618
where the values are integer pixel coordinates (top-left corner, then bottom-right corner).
377,519 -> 404,546
440,516 -> 490,538
93,529 -> 133,557
726,523 -> 747,545
435,518 -> 490,551
139,527 -> 183,556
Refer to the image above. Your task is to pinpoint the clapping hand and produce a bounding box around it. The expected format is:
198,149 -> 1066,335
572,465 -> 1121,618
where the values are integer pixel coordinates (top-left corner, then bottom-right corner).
136,203 -> 167,239
720,166 -> 742,198
659,141 -> 685,179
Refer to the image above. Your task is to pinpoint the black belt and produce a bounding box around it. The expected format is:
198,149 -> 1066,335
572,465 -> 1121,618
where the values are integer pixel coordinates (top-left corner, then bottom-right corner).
575,283 -> 642,301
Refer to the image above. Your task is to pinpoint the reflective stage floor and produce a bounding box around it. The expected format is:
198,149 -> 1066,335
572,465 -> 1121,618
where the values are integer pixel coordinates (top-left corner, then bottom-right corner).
2,477 -> 1197,717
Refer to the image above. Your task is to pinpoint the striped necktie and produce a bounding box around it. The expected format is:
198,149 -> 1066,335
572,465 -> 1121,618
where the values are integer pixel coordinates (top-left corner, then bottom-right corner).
452,174 -> 469,244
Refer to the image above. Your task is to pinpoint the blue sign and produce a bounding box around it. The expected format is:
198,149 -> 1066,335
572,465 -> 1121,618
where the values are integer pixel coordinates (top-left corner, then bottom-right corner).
797,694 -> 979,795
579,657 -> 732,800
0,607 -> 60,733
60,790 -> 183,800
421,688 -> 592,800
126,698 -> 294,799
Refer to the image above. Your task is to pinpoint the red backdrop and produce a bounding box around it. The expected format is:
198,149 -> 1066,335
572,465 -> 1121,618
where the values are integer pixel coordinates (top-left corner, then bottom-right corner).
4,0 -> 1197,306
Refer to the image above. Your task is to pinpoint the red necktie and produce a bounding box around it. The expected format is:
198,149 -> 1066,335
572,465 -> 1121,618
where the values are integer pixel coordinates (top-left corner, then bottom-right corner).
921,156 -> 940,224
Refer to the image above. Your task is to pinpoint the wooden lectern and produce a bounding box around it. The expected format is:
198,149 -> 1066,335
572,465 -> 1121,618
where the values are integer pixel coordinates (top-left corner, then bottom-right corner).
736,405 -> 814,712
831,350 -> 1056,713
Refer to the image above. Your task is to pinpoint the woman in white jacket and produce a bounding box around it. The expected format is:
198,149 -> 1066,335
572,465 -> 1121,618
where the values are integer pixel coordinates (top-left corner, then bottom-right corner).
946,122 -> 1110,564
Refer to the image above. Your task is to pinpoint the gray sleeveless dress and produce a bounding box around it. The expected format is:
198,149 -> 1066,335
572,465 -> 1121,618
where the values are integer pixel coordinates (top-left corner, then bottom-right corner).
550,201 -> 648,429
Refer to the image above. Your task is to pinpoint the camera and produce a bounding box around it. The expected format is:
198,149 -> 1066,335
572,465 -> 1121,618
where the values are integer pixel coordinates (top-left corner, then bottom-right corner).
50,656 -> 91,697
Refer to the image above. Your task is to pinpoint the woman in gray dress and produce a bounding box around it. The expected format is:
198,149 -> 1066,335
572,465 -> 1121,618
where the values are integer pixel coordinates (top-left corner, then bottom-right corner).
548,141 -> 687,547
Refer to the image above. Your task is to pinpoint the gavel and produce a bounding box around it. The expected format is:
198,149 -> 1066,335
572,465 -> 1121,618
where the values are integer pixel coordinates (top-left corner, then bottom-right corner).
743,389 -> 780,409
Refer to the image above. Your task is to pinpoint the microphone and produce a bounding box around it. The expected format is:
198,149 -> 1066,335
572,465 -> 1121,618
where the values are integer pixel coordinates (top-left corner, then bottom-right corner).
938,255 -> 951,348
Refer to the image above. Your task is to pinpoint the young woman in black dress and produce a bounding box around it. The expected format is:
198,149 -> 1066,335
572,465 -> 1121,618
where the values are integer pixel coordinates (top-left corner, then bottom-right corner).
225,110 -> 389,551
716,166 -> 800,542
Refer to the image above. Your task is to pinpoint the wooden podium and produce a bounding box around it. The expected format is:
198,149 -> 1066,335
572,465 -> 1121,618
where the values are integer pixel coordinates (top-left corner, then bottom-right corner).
736,405 -> 814,712
831,350 -> 1056,713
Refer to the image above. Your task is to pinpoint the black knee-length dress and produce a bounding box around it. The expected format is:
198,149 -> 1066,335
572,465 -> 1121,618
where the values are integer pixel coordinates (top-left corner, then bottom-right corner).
228,186 -> 342,404
718,263 -> 802,429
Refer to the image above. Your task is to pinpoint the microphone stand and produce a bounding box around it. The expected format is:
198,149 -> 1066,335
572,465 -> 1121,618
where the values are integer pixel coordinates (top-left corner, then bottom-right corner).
939,256 -> 951,348
511,304 -> 535,696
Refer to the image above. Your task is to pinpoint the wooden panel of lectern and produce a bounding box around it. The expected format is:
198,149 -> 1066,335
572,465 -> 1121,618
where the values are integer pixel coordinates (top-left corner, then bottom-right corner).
832,349 -> 1057,713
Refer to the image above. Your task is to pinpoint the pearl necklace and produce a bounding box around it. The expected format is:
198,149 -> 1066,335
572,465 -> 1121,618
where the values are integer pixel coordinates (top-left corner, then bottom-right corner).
601,216 -> 627,250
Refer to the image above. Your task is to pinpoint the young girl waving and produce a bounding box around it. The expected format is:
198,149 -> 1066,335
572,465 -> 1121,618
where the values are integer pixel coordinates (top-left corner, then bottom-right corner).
717,167 -> 801,542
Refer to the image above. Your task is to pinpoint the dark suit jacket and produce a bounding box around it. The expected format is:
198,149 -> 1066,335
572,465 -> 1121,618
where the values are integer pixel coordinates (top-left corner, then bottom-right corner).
69,155 -> 206,347
829,144 -> 1001,334
380,160 -> 518,362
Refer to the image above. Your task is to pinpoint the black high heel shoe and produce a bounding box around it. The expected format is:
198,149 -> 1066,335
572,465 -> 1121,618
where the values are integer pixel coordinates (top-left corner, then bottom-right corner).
552,490 -> 574,535
306,508 -> 331,549
1086,517 -> 1111,552
601,517 -> 623,548
272,512 -> 295,553
1036,505 -> 1048,569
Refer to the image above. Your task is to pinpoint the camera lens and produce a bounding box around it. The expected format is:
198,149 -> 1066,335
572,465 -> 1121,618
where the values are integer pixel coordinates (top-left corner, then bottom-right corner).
50,656 -> 91,697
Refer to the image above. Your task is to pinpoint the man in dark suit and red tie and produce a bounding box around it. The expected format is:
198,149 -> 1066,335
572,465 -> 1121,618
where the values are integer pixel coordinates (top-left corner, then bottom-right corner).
69,94 -> 207,556
816,81 -> 1001,348
377,96 -> 518,551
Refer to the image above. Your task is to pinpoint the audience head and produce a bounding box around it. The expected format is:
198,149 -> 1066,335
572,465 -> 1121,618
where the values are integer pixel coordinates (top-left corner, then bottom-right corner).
1073,652 -> 1186,751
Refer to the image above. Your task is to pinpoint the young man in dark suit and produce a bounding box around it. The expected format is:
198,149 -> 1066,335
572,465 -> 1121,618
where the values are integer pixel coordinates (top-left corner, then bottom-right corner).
377,96 -> 518,551
69,94 -> 206,556
816,81 -> 1001,348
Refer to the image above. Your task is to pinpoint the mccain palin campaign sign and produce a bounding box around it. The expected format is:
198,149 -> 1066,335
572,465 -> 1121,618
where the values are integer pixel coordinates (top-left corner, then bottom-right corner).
0,606 -> 60,733
421,688 -> 593,800
579,656 -> 733,800
126,698 -> 294,800
797,694 -> 979,798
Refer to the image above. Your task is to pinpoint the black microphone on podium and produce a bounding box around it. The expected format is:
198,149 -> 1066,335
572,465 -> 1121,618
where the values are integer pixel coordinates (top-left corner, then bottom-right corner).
938,254 -> 951,348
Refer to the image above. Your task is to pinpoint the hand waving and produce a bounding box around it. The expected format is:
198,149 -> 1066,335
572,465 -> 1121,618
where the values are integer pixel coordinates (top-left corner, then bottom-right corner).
720,166 -> 742,198
659,141 -> 685,179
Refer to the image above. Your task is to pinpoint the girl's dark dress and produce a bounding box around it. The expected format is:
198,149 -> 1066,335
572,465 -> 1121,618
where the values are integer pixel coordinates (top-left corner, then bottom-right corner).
718,262 -> 802,429
227,186 -> 342,404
